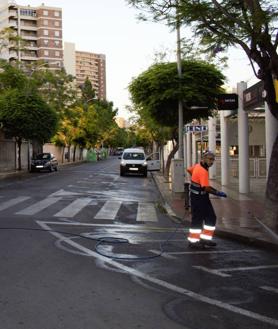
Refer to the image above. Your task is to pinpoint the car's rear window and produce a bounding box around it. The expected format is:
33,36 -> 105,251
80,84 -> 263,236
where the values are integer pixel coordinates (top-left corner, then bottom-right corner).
123,152 -> 145,160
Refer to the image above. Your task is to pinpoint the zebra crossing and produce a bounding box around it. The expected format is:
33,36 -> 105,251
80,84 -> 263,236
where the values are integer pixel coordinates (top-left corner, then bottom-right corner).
0,194 -> 160,223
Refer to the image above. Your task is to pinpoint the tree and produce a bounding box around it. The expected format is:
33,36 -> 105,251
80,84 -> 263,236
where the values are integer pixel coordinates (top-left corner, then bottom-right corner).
127,0 -> 278,232
80,77 -> 96,104
29,66 -> 78,154
129,60 -> 225,176
129,60 -> 224,124
0,89 -> 58,170
31,67 -> 77,118
0,61 -> 27,90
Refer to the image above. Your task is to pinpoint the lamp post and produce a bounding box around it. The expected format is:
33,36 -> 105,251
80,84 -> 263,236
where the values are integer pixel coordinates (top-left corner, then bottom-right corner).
171,0 -> 186,193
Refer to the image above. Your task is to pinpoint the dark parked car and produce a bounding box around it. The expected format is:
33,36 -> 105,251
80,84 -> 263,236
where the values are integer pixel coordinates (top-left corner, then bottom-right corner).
30,153 -> 58,172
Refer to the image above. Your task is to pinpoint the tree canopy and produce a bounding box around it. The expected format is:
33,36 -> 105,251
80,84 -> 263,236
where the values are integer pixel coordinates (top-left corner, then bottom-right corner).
0,89 -> 58,143
129,60 -> 225,127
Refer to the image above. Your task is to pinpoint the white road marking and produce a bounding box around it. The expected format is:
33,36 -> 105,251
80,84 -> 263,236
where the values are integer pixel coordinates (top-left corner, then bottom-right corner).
49,189 -> 84,197
193,266 -> 231,277
167,249 -> 258,255
0,196 -> 30,211
194,264 -> 278,277
136,202 -> 157,222
261,286 -> 278,294
16,197 -> 62,215
34,221 -> 184,231
36,220 -> 278,327
94,200 -> 122,220
54,198 -> 92,218
149,249 -> 177,259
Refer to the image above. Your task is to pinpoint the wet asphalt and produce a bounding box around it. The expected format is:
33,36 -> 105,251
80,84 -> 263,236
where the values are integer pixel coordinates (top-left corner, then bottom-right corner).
0,157 -> 278,329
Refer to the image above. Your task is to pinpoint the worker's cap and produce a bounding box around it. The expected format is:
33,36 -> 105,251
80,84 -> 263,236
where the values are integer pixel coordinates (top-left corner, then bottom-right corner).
202,150 -> 215,159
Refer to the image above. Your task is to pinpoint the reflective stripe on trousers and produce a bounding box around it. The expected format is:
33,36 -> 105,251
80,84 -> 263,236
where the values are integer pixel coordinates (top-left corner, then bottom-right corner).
200,224 -> 215,240
187,228 -> 202,243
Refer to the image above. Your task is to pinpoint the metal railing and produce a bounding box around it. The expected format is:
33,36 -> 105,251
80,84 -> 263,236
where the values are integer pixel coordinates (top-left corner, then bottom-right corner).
215,157 -> 267,178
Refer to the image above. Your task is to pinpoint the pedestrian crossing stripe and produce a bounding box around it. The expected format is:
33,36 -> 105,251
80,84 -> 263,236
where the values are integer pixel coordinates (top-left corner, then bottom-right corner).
16,197 -> 62,215
94,200 -> 122,220
54,198 -> 92,218
137,202 -> 157,222
0,196 -> 159,222
0,196 -> 31,211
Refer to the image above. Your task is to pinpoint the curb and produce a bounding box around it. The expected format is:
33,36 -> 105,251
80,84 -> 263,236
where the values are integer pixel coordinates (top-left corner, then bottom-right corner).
0,160 -> 88,181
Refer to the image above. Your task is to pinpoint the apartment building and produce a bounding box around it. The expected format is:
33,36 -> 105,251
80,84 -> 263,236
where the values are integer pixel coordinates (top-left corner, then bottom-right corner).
0,1 -> 63,67
75,50 -> 106,100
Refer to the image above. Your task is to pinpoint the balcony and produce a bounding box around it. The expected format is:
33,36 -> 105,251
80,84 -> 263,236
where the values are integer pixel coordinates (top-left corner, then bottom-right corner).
8,10 -> 17,18
21,54 -> 38,61
9,51 -> 18,60
20,24 -> 37,31
20,33 -> 37,40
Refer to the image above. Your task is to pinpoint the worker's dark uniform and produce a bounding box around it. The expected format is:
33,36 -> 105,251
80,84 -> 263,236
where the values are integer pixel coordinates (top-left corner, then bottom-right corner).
187,163 -> 216,243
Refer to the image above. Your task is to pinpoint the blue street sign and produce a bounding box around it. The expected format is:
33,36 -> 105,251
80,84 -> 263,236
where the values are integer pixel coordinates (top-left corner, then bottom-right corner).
185,125 -> 208,133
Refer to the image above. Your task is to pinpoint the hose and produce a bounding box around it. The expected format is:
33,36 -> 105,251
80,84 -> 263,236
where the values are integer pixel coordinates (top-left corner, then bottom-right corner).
0,223 -> 184,261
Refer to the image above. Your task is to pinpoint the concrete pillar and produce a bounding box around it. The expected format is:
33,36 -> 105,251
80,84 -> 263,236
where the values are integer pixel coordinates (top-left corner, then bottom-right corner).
237,81 -> 249,194
220,111 -> 229,186
265,102 -> 278,177
192,133 -> 197,164
183,132 -> 187,171
186,132 -> 192,167
185,132 -> 192,180
208,116 -> 217,179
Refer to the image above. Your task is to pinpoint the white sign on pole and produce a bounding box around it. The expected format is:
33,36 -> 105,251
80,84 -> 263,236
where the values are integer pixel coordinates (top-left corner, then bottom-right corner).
184,125 -> 208,133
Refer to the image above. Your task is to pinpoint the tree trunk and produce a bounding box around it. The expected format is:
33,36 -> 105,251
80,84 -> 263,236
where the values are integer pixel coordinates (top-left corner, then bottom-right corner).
32,139 -> 43,157
264,135 -> 278,234
61,146 -> 65,164
73,145 -> 76,162
164,140 -> 179,178
66,145 -> 71,162
79,148 -> 83,160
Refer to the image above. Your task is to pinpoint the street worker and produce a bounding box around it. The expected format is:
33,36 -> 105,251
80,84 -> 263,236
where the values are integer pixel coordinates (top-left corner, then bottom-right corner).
186,150 -> 227,249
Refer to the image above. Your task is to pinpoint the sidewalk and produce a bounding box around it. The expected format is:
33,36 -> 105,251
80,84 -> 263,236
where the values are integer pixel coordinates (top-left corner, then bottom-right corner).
152,172 -> 278,251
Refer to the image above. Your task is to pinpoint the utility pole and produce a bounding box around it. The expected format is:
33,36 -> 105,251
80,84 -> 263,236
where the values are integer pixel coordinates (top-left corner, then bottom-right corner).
176,0 -> 183,161
171,0 -> 185,193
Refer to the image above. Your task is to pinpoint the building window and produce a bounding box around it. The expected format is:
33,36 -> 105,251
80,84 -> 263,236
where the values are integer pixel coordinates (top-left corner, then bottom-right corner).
54,40 -> 60,47
43,39 -> 49,45
54,31 -> 60,37
43,19 -> 48,26
43,10 -> 48,16
44,50 -> 49,56
54,21 -> 60,27
20,9 -> 36,17
55,51 -> 60,57
54,11 -> 60,17
43,30 -> 49,36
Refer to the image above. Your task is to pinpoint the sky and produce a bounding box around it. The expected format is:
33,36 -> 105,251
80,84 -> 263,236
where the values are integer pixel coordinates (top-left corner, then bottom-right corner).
15,0 -> 257,119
